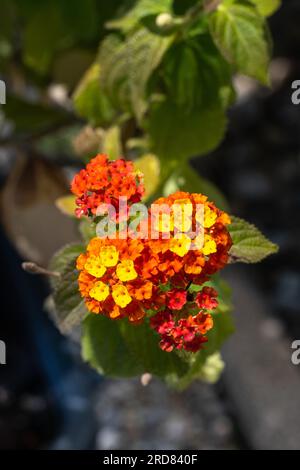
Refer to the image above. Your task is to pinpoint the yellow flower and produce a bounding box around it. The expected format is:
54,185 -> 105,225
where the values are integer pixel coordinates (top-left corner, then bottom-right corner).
193,233 -> 204,250
204,206 -> 217,228
169,234 -> 191,257
116,260 -> 138,282
112,284 -> 132,308
84,256 -> 106,278
203,235 -> 217,255
153,213 -> 174,233
100,245 -> 119,267
173,199 -> 193,232
89,281 -> 110,302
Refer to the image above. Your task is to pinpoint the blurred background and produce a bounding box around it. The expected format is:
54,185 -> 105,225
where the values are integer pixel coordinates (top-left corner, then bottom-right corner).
0,0 -> 300,450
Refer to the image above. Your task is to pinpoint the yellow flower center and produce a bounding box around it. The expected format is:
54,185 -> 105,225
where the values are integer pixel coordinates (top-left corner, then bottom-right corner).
116,259 -> 138,282
100,245 -> 119,267
84,256 -> 106,278
112,284 -> 132,308
89,281 -> 110,302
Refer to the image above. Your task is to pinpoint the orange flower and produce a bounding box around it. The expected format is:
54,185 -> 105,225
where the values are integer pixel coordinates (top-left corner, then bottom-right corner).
71,154 -> 144,218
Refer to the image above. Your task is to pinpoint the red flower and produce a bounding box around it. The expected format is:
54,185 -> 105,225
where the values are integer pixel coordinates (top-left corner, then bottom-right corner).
150,309 -> 213,353
167,289 -> 187,310
195,287 -> 218,310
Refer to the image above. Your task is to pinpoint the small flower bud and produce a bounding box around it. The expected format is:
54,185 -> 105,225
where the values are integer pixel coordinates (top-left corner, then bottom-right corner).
156,12 -> 174,29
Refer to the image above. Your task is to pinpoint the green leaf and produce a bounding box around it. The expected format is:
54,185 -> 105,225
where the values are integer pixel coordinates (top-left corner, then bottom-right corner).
55,195 -> 76,217
102,125 -> 122,160
127,29 -> 174,121
250,0 -> 281,17
209,3 -> 270,84
148,98 -> 227,162
107,0 -> 173,33
163,163 -> 230,212
228,216 -> 279,263
73,63 -> 115,126
99,30 -> 174,120
49,243 -> 85,332
79,219 -> 97,244
163,36 -> 234,112
82,315 -> 189,379
163,42 -> 200,112
120,319 -> 188,378
134,153 -> 161,200
82,314 -> 144,377
23,3 -> 67,74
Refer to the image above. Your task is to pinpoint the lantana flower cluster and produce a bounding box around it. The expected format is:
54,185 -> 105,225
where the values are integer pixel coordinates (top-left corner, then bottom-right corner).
73,155 -> 232,354
71,154 -> 144,218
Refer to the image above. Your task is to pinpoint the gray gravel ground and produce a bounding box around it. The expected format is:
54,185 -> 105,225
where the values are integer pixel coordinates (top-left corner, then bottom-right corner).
94,378 -> 239,450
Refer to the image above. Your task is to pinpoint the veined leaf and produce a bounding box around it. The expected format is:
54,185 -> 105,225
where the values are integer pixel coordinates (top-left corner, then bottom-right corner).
228,216 -> 279,263
163,36 -> 234,112
99,30 -> 173,120
127,29 -> 174,121
209,3 -> 270,84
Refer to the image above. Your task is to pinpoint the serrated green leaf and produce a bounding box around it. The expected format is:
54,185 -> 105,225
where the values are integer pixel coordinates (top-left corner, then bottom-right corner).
228,216 -> 279,263
107,0 -> 173,33
148,98 -> 227,162
49,243 -> 85,332
82,314 -> 189,379
209,3 -> 270,84
250,0 -> 281,17
73,62 -> 115,126
99,34 -> 132,112
127,29 -> 174,121
99,30 -> 173,120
